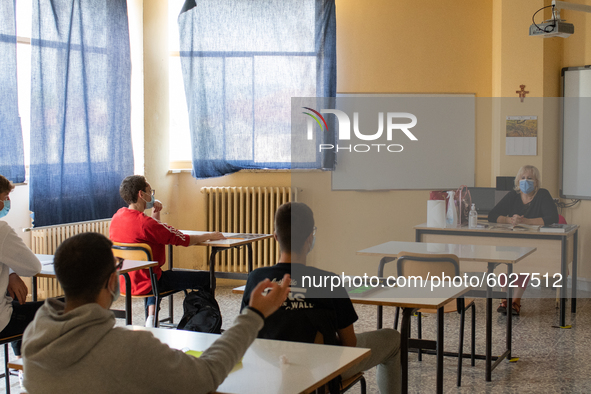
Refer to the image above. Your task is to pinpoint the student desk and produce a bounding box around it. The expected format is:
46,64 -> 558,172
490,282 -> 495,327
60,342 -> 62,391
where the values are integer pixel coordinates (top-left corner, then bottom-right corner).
33,254 -> 158,325
414,223 -> 579,327
128,326 -> 371,394
168,231 -> 273,296
233,283 -> 470,394
357,241 -> 536,383
348,283 -> 470,394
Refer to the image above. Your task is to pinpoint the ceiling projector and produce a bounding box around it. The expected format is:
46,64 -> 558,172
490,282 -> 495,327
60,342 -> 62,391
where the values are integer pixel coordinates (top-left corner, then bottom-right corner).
529,20 -> 574,37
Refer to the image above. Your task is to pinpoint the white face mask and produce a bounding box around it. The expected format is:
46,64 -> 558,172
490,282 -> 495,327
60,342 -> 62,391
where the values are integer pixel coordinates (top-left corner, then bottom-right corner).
109,275 -> 120,304
142,192 -> 155,209
308,235 -> 315,253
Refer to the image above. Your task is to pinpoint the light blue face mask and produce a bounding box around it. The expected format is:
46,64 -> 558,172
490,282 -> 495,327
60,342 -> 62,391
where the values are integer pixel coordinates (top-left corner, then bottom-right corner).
0,200 -> 10,219
143,193 -> 155,209
519,179 -> 535,194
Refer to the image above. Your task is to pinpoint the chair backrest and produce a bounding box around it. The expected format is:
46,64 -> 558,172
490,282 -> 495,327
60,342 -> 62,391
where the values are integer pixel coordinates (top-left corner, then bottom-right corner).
112,242 -> 153,261
396,251 -> 460,279
559,214 -> 567,224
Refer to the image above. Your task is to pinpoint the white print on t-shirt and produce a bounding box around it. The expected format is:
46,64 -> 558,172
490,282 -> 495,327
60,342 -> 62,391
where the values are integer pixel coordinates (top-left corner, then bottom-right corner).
264,286 -> 313,310
148,216 -> 187,242
271,277 -> 297,286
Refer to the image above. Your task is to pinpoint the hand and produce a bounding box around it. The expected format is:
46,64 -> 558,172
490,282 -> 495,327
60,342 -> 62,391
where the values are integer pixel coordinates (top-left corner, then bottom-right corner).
206,232 -> 226,241
249,274 -> 291,318
510,215 -> 524,226
8,273 -> 28,305
152,200 -> 163,214
188,232 -> 226,245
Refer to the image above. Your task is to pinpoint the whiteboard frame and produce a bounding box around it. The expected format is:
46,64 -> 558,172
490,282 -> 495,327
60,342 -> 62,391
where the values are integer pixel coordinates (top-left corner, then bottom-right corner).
560,66 -> 591,200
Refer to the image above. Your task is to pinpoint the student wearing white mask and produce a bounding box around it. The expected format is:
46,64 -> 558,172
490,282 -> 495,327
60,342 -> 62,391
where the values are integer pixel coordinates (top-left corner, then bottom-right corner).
488,165 -> 559,315
0,175 -> 43,356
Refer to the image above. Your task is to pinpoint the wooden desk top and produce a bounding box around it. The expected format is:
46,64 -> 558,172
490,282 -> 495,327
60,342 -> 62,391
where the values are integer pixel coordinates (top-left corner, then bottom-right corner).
356,241 -> 536,265
414,222 -> 579,237
346,282 -> 471,309
181,231 -> 273,248
35,255 -> 158,278
128,326 -> 371,394
233,283 -> 470,310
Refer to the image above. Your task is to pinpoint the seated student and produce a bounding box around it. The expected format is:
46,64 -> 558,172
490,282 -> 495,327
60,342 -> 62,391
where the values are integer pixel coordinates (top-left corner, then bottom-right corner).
0,175 -> 43,357
488,165 -> 559,315
22,232 -> 290,393
110,175 -> 225,327
241,202 -> 401,394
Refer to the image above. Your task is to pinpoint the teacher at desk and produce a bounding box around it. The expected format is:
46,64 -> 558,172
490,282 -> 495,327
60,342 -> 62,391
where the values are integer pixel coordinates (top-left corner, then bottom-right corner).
488,165 -> 559,315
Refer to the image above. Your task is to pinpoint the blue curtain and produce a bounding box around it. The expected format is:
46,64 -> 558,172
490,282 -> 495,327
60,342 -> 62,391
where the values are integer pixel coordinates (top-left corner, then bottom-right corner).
178,0 -> 336,179
0,0 -> 25,184
29,0 -> 133,227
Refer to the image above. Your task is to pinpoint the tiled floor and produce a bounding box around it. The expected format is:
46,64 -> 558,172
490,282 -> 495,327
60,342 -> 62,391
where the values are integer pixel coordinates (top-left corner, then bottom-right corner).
2,284 -> 590,393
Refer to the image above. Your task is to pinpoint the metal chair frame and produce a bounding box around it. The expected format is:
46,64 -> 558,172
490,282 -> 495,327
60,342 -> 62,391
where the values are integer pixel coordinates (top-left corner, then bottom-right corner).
378,253 -> 476,387
112,243 -> 181,327
0,334 -> 23,394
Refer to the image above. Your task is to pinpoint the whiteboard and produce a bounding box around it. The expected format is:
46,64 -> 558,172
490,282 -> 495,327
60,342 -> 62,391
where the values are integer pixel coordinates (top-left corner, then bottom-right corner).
561,67 -> 591,199
331,94 -> 475,190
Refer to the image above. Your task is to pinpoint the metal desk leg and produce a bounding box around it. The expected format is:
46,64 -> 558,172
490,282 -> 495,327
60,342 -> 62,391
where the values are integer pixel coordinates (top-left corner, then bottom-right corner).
436,307 -> 444,394
506,265 -> 513,360
32,276 -> 38,302
168,244 -> 174,321
400,308 -> 415,394
376,256 -> 391,331
485,262 -> 495,382
560,237 -> 568,327
572,230 -> 578,313
247,243 -> 253,273
209,247 -> 220,297
123,273 -> 132,325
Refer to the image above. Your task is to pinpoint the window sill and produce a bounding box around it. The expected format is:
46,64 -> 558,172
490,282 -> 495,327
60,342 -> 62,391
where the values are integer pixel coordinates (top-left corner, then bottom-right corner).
167,168 -> 325,175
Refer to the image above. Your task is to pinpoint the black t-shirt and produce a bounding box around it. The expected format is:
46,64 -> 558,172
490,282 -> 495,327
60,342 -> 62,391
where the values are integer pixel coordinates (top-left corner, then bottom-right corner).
240,263 -> 358,344
488,188 -> 559,225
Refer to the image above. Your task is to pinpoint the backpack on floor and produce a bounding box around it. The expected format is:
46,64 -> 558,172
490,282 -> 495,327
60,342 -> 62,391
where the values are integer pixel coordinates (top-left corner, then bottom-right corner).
177,287 -> 222,334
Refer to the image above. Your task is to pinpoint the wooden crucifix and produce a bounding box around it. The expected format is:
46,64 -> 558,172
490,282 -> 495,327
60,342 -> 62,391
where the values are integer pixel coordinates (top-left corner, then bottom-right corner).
516,84 -> 529,102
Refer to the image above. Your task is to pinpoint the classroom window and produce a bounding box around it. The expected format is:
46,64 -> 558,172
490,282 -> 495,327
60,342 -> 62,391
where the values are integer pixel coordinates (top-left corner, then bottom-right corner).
168,0 -> 336,177
16,0 -> 31,168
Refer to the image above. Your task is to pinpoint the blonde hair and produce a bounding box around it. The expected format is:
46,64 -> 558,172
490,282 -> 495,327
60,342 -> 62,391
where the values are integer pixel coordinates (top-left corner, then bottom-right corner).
514,165 -> 540,193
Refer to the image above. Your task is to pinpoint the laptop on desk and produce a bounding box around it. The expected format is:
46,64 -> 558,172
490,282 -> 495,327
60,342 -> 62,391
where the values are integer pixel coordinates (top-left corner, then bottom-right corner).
468,187 -> 509,217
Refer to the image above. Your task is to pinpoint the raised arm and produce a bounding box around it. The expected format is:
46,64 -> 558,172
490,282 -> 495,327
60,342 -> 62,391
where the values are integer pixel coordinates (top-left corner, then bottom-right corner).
132,275 -> 291,393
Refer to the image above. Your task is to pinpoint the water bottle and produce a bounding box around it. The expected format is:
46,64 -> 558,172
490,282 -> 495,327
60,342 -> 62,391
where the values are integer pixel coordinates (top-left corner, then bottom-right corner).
446,191 -> 457,228
469,203 -> 478,229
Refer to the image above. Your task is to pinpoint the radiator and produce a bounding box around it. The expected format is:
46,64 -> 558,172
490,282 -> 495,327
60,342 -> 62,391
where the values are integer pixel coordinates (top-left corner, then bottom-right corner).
200,187 -> 297,273
28,219 -> 111,299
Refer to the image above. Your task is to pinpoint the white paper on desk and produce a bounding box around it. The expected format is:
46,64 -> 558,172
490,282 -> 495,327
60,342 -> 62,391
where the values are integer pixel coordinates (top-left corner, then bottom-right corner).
427,200 -> 446,228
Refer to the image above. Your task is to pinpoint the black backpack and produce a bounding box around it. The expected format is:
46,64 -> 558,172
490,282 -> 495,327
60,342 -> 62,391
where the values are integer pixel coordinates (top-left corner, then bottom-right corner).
177,288 -> 222,334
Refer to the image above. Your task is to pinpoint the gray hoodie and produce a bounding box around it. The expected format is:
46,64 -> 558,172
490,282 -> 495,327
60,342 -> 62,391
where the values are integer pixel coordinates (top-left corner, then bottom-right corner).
22,298 -> 263,393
